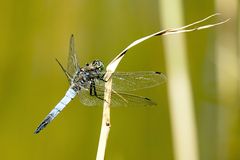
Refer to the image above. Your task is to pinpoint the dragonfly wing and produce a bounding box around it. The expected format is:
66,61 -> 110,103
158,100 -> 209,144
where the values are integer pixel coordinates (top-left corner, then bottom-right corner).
78,88 -> 104,106
110,90 -> 157,106
67,34 -> 79,76
78,85 -> 156,106
110,71 -> 167,92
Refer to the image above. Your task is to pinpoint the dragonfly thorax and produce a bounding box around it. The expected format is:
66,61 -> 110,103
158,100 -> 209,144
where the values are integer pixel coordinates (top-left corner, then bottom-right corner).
70,60 -> 105,91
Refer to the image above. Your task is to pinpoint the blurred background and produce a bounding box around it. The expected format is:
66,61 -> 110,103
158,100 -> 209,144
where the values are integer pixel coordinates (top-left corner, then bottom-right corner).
0,0 -> 239,160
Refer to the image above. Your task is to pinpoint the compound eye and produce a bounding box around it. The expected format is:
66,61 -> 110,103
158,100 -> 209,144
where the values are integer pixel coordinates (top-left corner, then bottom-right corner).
93,60 -> 99,66
86,63 -> 89,66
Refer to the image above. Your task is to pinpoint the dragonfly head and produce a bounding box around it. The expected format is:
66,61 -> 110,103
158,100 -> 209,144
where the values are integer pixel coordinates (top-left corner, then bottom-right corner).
89,60 -> 104,71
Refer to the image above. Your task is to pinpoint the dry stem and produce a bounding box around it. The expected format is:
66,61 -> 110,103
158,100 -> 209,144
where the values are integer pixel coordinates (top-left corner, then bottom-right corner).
95,14 -> 229,160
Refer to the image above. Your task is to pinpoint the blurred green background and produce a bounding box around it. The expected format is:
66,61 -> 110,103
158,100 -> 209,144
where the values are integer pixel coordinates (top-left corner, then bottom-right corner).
0,0 -> 239,160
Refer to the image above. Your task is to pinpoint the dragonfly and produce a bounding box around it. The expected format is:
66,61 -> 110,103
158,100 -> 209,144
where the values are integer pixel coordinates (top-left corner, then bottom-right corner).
34,35 -> 167,134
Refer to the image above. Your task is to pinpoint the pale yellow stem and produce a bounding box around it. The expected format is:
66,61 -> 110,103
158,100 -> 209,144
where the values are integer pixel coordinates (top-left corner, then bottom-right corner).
158,1 -> 199,160
215,0 -> 239,159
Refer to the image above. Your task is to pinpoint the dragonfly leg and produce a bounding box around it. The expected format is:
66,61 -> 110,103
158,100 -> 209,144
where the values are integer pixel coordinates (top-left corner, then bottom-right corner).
90,82 -> 93,96
99,74 -> 107,82
90,80 -> 106,102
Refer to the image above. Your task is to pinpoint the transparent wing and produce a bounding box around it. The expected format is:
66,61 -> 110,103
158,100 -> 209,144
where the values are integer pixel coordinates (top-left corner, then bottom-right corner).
96,71 -> 166,92
67,34 -> 79,76
78,85 -> 156,106
78,88 -> 103,106
112,71 -> 166,91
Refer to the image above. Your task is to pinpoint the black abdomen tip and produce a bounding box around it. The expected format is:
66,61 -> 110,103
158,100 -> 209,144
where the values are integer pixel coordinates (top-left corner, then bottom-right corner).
34,115 -> 53,134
